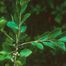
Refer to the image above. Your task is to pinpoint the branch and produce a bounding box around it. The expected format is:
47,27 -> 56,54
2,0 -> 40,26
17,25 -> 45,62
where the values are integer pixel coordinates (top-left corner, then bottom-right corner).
1,29 -> 13,41
18,39 -> 53,47
9,40 -> 54,56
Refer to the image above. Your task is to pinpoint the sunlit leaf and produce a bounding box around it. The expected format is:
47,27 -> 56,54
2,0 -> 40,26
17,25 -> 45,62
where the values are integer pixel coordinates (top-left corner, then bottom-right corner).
21,25 -> 27,32
20,49 -> 32,57
43,41 -> 55,49
55,41 -> 65,51
0,51 -> 8,55
7,21 -> 18,30
59,36 -> 66,42
31,41 -> 44,50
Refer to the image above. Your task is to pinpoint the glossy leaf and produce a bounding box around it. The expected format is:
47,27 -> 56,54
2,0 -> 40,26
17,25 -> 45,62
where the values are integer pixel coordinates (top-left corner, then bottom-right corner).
55,41 -> 65,51
59,36 -> 66,42
20,49 -> 32,57
43,41 -> 55,49
31,41 -> 44,50
21,25 -> 27,32
7,21 -> 18,30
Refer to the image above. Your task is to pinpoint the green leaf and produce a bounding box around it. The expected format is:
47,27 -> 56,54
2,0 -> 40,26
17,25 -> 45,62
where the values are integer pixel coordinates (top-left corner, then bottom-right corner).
49,28 -> 62,39
15,60 -> 22,66
51,11 -> 57,15
39,32 -> 50,41
55,14 -> 62,23
20,2 -> 28,15
21,25 -> 27,32
20,49 -> 32,57
0,51 -> 8,55
63,1 -> 66,7
0,55 -> 6,61
2,37 -> 13,51
0,54 -> 12,61
40,28 -> 62,41
19,0 -> 30,5
7,21 -> 18,30
0,51 -> 10,61
55,41 -> 65,51
18,0 -> 23,3
31,41 -> 44,50
59,36 -> 66,42
19,0 -> 30,15
21,13 -> 31,24
5,64 -> 10,66
0,17 -> 6,28
43,41 -> 55,49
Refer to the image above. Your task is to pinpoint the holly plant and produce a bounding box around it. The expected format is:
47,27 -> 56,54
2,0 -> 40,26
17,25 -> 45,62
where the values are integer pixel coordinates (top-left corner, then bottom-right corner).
0,0 -> 66,66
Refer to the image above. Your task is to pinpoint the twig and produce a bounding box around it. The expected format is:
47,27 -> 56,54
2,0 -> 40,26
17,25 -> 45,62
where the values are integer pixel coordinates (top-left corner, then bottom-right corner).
1,29 -> 13,41
18,39 -> 53,47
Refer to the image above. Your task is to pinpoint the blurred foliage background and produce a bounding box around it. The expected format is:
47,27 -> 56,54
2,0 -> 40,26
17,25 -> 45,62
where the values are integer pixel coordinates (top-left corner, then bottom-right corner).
0,0 -> 66,66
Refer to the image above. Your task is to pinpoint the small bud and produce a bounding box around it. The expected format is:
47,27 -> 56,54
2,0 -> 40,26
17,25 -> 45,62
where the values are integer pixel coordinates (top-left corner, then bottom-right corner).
13,52 -> 19,56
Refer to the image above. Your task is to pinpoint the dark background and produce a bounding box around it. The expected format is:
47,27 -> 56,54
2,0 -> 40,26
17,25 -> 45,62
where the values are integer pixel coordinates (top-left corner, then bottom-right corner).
0,0 -> 66,66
